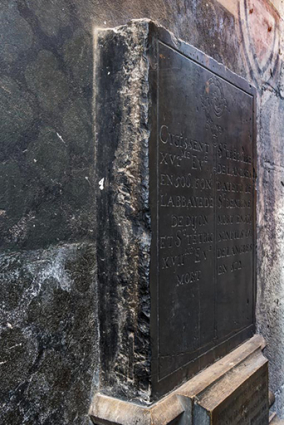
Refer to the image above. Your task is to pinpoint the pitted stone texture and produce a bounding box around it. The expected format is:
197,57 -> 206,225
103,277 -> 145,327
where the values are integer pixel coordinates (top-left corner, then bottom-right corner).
95,20 -> 151,403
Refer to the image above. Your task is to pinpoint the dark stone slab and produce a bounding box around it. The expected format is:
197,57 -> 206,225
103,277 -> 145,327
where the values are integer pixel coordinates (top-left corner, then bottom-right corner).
149,25 -> 257,397
95,20 -> 152,403
96,20 -> 257,402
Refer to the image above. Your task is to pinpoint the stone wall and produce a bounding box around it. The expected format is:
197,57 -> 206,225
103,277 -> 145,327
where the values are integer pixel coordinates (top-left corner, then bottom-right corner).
0,0 -> 284,423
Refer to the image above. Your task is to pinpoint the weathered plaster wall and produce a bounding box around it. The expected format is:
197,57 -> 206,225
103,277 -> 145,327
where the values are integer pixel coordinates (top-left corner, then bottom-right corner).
257,81 -> 284,416
1,0 -> 284,423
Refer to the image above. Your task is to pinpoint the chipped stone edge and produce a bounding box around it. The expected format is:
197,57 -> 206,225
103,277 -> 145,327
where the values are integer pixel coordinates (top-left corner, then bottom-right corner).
94,19 -> 152,402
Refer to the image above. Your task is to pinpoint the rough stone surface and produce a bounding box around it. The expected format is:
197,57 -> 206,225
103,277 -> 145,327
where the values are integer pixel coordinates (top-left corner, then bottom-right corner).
254,3 -> 284,419
1,0 -> 284,422
95,21 -> 151,403
0,243 -> 98,424
257,88 -> 284,418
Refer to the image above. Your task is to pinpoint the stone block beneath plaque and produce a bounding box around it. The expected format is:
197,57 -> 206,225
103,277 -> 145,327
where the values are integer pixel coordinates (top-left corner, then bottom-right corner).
89,335 -> 269,424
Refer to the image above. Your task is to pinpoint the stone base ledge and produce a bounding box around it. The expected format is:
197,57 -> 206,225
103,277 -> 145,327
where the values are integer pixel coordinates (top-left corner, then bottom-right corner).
89,335 -> 268,425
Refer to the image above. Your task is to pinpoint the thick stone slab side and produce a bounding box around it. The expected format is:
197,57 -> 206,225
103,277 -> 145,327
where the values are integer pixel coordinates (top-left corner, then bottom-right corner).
95,20 -> 152,402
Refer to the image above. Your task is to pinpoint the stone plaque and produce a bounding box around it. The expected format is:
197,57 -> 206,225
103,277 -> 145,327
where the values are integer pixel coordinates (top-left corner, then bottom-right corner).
95,20 -> 257,403
149,30 -> 256,397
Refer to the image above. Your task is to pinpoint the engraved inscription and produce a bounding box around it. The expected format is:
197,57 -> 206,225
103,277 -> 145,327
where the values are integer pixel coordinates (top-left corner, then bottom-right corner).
155,41 -> 255,383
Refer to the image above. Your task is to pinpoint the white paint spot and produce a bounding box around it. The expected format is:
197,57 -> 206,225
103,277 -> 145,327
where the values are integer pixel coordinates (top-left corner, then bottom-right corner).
99,178 -> 104,190
0,361 -> 7,365
9,343 -> 22,350
85,176 -> 91,186
33,158 -> 37,163
27,247 -> 73,292
7,323 -> 13,329
56,132 -> 66,145
104,21 -> 106,25
108,71 -> 110,75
